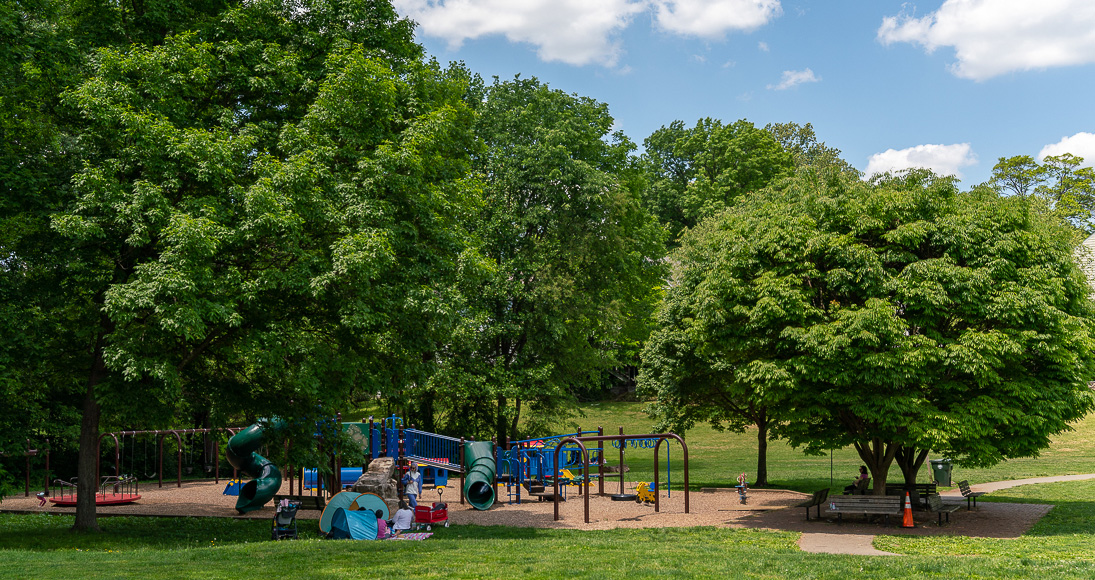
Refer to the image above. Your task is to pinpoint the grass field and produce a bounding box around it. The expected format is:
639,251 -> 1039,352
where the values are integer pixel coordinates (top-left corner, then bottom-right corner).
563,401 -> 1095,492
2,401 -> 1093,579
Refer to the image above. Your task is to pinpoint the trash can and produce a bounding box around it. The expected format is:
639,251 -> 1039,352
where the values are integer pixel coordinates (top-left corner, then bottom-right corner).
929,459 -> 953,486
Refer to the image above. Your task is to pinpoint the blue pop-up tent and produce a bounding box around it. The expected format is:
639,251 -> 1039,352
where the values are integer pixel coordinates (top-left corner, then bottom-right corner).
328,507 -> 378,540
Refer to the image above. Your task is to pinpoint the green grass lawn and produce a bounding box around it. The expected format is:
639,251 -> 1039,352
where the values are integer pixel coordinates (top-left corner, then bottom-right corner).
3,481 -> 1094,580
2,402 -> 1094,579
569,401 -> 1095,493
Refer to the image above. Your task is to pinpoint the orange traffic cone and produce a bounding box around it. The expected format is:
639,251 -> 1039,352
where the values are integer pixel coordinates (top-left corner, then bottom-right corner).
902,491 -> 914,528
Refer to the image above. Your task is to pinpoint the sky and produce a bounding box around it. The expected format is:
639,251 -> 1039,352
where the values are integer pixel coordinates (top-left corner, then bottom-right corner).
391,0 -> 1095,187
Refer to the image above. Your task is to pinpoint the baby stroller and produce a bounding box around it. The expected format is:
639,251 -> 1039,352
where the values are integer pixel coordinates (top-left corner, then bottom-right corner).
272,499 -> 301,540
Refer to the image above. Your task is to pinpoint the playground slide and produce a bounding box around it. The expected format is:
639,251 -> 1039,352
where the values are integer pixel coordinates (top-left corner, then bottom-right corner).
463,440 -> 496,510
226,421 -> 283,514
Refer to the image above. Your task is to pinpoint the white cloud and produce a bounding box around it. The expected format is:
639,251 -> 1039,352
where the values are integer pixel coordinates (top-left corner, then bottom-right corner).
650,0 -> 782,37
766,68 -> 819,90
865,143 -> 978,179
395,0 -> 782,67
878,1 -> 1095,80
394,0 -> 645,66
1038,132 -> 1095,166
758,41 -> 770,52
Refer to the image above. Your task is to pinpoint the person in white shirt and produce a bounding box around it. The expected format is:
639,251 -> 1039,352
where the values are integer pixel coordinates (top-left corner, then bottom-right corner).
391,500 -> 414,533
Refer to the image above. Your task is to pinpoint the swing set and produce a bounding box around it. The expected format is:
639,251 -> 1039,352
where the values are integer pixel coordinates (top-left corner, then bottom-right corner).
48,428 -> 236,506
551,429 -> 689,523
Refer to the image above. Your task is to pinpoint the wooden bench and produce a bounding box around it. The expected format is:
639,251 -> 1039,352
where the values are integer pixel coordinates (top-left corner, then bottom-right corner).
957,480 -> 987,510
273,494 -> 325,510
796,488 -> 830,520
926,493 -> 961,525
884,483 -> 937,506
827,495 -> 903,525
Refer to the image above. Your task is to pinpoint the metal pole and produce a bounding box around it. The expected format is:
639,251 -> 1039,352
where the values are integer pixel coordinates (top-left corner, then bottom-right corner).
618,427 -> 625,495
44,439 -> 50,496
597,426 -> 604,496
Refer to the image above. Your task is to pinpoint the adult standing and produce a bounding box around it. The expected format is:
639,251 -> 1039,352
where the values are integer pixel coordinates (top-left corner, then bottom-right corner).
402,463 -> 423,507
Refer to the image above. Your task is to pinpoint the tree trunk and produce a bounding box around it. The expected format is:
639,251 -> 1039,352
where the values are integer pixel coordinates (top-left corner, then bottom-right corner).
894,446 -> 929,487
852,437 -> 898,495
495,394 -> 507,445
74,345 -> 107,532
754,415 -> 768,486
510,397 -> 521,442
415,393 -> 436,433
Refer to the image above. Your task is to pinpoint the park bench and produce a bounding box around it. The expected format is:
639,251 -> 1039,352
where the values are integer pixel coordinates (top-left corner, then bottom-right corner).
956,480 -> 987,510
796,488 -> 830,520
926,493 -> 961,525
826,495 -> 903,525
884,482 -> 937,507
273,494 -> 325,510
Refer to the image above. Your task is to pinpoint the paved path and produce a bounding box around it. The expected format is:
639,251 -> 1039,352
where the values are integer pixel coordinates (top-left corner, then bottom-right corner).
797,473 -> 1095,556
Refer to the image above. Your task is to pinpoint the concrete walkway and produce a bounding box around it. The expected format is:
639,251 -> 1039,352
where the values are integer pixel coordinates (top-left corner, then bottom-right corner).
797,473 -> 1095,555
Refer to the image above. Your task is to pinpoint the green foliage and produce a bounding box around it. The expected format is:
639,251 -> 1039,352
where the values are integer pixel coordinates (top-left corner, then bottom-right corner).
430,76 -> 666,441
2,0 -> 478,529
988,154 -> 1095,235
764,121 -> 858,176
643,167 -> 1095,491
641,117 -> 793,243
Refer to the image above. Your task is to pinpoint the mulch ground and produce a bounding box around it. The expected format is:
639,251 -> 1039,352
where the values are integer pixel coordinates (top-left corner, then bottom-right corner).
1,480 -> 1050,538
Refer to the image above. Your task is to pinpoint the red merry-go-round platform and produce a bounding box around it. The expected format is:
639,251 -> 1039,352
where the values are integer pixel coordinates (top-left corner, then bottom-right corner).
49,493 -> 141,506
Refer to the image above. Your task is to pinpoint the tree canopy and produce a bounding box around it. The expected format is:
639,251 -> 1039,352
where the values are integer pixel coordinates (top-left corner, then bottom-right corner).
2,0 -> 478,529
429,76 -> 666,442
642,169 -> 1095,491
988,154 -> 1095,235
641,118 -> 793,244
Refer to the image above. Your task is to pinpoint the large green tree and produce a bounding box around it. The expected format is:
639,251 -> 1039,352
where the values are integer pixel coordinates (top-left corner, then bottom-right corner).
641,118 -> 793,244
431,76 -> 666,442
763,121 -> 858,176
988,154 -> 1095,235
643,169 -> 1095,491
4,0 -> 479,530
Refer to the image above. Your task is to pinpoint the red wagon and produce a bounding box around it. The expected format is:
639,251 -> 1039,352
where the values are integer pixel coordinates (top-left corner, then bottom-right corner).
413,502 -> 449,530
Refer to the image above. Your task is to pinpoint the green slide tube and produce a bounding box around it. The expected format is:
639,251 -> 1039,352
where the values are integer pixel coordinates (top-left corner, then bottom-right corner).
226,421 -> 283,514
463,440 -> 496,511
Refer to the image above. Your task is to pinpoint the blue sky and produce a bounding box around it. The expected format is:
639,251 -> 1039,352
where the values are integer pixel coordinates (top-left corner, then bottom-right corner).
393,1 -> 1095,187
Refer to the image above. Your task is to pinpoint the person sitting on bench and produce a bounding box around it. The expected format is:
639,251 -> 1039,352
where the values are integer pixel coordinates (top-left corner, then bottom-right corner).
844,466 -> 869,494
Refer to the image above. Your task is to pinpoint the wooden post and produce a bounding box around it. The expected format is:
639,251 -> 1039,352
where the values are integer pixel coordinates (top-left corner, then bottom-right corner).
459,437 -> 466,505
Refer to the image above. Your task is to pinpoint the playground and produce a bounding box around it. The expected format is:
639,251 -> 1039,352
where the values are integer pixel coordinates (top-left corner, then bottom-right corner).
3,403 -> 1095,562
0,476 -> 1058,539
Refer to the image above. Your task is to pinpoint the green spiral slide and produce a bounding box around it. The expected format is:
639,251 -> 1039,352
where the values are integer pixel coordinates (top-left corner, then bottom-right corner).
226,420 -> 283,514
463,440 -> 496,510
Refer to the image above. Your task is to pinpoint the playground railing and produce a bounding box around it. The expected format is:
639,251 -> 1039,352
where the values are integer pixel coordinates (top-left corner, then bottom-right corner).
404,429 -> 462,472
